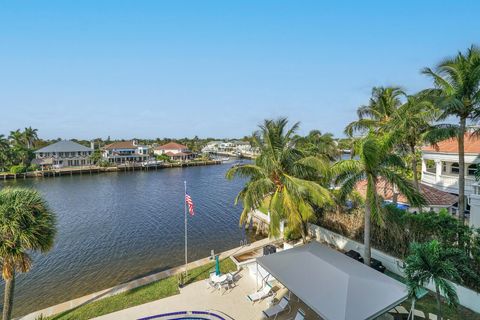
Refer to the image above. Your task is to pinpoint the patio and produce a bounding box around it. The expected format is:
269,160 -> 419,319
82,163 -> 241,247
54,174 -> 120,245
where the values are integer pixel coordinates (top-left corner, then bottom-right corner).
93,268 -> 318,320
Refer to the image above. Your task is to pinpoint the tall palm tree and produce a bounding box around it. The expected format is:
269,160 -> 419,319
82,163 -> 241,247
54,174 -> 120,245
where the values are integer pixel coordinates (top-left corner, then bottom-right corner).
333,134 -> 425,265
422,45 -> 480,221
405,240 -> 462,320
295,130 -> 340,161
385,94 -> 438,190
8,130 -> 25,148
23,127 -> 38,149
344,86 -> 405,136
0,135 -> 10,171
226,118 -> 332,243
0,188 -> 56,320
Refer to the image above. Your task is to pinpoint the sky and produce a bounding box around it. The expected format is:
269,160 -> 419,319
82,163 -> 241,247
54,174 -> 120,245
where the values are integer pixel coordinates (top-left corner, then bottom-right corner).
0,1 -> 479,140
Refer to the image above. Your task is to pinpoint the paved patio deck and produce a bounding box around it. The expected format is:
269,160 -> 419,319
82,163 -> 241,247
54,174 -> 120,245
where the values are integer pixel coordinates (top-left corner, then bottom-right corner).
94,269 -> 321,320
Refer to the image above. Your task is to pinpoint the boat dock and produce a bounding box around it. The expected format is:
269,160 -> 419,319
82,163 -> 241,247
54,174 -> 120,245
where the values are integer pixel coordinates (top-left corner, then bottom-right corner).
0,160 -> 222,181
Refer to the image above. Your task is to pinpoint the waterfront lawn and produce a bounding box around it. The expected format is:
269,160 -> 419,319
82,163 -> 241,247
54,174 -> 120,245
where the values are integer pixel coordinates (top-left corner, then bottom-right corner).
49,257 -> 237,320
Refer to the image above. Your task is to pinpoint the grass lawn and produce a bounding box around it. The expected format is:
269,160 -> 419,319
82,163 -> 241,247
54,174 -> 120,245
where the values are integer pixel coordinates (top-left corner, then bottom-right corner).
48,257 -> 237,320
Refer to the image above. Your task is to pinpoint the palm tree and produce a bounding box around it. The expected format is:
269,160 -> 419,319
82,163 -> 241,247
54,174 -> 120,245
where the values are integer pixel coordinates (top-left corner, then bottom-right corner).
8,130 -> 26,149
405,240 -> 462,320
23,127 -> 38,149
333,133 -> 425,265
344,86 -> 404,136
422,45 -> 480,221
0,135 -> 10,171
295,130 -> 340,161
226,118 -> 332,243
0,188 -> 56,320
385,94 -> 438,190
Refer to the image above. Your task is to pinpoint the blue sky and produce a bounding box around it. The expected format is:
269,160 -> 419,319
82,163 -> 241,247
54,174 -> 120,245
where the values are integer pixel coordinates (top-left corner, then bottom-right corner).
0,1 -> 478,140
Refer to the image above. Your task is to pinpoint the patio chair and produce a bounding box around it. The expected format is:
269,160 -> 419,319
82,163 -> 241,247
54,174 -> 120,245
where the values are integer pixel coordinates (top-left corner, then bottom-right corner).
412,309 -> 426,319
290,308 -> 305,320
262,296 -> 290,319
247,284 -> 273,304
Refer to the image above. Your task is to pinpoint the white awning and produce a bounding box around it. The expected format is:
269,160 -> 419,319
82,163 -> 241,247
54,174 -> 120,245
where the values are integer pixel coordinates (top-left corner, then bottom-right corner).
256,242 -> 407,320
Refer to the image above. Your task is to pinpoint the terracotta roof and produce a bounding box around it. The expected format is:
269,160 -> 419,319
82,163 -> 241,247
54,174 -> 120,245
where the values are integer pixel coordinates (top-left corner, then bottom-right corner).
355,178 -> 458,207
103,141 -> 137,150
422,133 -> 480,154
155,142 -> 188,150
165,151 -> 192,157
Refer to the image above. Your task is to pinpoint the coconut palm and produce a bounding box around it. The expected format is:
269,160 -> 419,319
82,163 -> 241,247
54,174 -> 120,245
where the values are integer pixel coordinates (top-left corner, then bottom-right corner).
422,45 -> 480,221
405,240 -> 462,320
385,94 -> 438,190
23,127 -> 38,149
333,133 -> 425,266
295,130 -> 340,161
0,135 -> 10,171
344,86 -> 404,136
0,188 -> 56,320
226,118 -> 332,243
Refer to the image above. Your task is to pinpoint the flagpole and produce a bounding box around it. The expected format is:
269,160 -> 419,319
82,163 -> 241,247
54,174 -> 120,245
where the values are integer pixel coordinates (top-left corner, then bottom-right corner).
184,180 -> 188,277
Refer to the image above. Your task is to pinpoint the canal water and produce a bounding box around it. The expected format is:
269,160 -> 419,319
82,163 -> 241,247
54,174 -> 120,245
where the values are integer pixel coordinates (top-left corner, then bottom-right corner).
0,162 -> 256,317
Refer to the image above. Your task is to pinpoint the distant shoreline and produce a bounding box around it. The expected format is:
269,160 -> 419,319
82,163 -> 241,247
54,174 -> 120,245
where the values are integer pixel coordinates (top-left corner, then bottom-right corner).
0,160 -> 223,181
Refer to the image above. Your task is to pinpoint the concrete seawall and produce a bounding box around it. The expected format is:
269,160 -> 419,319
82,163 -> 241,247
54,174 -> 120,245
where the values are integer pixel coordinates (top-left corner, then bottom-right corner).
17,237 -> 273,320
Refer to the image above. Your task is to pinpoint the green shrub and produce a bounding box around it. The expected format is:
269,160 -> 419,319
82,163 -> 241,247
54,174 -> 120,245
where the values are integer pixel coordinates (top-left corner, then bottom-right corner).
28,164 -> 39,171
284,226 -> 302,242
10,164 -> 27,173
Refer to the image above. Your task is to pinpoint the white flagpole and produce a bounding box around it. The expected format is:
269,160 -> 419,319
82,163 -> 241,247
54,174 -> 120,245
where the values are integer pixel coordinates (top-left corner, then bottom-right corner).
184,180 -> 188,277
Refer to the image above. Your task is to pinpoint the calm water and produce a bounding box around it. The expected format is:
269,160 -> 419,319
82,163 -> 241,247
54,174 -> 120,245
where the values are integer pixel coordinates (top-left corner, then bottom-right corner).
0,163 -> 253,317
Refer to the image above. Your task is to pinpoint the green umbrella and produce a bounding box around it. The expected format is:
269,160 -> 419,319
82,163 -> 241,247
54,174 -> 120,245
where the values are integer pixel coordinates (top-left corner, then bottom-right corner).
215,255 -> 220,276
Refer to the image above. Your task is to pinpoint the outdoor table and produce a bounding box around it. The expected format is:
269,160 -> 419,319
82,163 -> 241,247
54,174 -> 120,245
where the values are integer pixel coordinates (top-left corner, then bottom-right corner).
210,274 -> 227,284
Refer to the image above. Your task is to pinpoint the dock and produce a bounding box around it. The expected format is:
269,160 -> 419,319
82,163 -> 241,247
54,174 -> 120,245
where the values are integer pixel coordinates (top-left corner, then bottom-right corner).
0,160 -> 222,181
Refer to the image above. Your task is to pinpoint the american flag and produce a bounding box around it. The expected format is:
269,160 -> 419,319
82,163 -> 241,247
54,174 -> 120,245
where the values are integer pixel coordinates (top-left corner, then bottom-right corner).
185,193 -> 195,216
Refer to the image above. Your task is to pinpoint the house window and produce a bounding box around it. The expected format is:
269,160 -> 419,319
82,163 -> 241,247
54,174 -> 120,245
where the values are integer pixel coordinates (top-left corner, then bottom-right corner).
451,162 -> 460,174
468,164 -> 477,176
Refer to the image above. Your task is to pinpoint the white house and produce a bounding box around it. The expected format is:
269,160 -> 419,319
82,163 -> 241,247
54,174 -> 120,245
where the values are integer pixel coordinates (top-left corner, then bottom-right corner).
421,134 -> 480,197
102,140 -> 150,164
33,140 -> 94,169
154,142 -> 194,161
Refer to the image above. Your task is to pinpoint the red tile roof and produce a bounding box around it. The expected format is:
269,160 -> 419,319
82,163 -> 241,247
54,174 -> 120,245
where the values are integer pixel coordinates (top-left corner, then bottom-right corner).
422,133 -> 480,154
165,151 -> 192,157
103,141 -> 137,150
155,142 -> 188,150
355,178 -> 458,207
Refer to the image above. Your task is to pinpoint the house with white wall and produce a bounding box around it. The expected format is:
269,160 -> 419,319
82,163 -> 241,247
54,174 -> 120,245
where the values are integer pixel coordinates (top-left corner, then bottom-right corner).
154,142 -> 194,161
102,140 -> 150,164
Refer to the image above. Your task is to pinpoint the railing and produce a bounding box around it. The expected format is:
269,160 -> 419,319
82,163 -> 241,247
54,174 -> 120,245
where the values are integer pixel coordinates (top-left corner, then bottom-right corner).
422,171 -> 476,194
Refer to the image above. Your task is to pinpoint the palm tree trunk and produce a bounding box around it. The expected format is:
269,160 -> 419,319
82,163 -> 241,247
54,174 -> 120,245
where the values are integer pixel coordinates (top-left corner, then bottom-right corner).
300,221 -> 308,244
2,273 -> 15,320
458,118 -> 466,222
364,201 -> 371,267
435,283 -> 443,320
411,144 -> 419,191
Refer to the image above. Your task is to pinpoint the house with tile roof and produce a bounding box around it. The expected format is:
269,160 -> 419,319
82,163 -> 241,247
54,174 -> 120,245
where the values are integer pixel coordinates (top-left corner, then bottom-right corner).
355,178 -> 458,214
154,142 -> 194,161
33,140 -> 94,169
421,133 -> 480,196
102,140 -> 150,164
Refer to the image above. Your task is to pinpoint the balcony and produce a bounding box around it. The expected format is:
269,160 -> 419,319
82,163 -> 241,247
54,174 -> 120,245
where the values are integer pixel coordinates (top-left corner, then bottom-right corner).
421,171 -> 476,195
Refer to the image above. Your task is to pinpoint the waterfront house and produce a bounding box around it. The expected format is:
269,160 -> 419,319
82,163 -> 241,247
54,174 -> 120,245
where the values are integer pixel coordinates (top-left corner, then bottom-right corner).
102,140 -> 150,164
355,178 -> 458,214
154,142 -> 194,161
421,133 -> 480,197
33,140 -> 93,169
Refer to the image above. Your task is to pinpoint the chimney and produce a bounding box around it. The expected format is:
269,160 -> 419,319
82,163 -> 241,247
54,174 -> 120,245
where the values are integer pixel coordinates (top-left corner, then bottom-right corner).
90,140 -> 95,150
133,139 -> 138,146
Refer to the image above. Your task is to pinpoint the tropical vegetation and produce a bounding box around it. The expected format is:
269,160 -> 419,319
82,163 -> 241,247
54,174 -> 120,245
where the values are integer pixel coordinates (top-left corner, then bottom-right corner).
333,133 -> 425,265
0,188 -> 56,320
226,118 -> 333,243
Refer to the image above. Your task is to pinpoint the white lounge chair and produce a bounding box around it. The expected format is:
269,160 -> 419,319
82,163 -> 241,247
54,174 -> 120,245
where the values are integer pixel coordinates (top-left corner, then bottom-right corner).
291,308 -> 305,320
247,284 -> 273,303
262,296 -> 290,319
